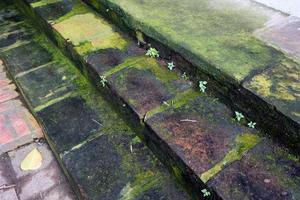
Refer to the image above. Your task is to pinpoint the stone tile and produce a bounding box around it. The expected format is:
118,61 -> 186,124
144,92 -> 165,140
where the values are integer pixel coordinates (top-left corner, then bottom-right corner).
145,94 -> 260,177
8,143 -> 57,179
0,84 -> 18,103
0,153 -> 16,186
243,58 -> 300,124
62,134 -> 190,200
107,56 -> 191,118
36,96 -> 102,154
17,163 -> 67,200
86,43 -> 145,75
1,41 -> 53,77
208,139 -> 300,200
0,103 -> 41,154
42,182 -> 76,200
257,16 -> 300,60
15,62 -> 76,108
0,188 -> 19,200
31,0 -> 74,21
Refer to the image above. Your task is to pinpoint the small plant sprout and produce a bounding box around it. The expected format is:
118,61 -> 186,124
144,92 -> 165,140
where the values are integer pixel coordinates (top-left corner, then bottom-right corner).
201,189 -> 211,197
235,111 -> 244,122
99,75 -> 107,87
248,121 -> 256,129
167,62 -> 175,71
146,47 -> 159,58
131,136 -> 142,145
181,72 -> 188,80
199,81 -> 207,93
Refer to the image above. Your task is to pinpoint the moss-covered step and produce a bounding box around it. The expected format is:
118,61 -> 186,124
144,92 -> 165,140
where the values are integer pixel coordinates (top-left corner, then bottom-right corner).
10,0 -> 300,199
0,4 -> 191,200
81,0 -> 300,149
145,92 -> 300,200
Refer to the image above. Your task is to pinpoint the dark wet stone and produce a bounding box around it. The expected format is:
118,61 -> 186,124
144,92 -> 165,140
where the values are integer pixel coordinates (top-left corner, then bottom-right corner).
34,0 -> 74,21
146,95 -> 253,176
0,7 -> 24,24
109,59 -> 190,118
36,96 -> 102,154
0,29 -> 33,48
86,44 -> 145,75
1,41 -> 53,76
15,62 -> 76,108
208,140 -> 300,200
62,135 -> 126,200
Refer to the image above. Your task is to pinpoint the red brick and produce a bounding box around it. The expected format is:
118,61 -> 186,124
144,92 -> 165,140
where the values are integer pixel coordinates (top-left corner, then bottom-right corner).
0,86 -> 18,104
0,100 -> 22,113
0,115 -> 13,144
9,111 -> 31,137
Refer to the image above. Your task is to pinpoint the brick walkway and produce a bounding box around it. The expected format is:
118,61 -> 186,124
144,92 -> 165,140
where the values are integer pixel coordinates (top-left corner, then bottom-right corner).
0,59 -> 76,200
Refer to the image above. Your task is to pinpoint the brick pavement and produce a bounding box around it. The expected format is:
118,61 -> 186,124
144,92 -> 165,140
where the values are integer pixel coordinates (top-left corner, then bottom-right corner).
0,59 -> 76,200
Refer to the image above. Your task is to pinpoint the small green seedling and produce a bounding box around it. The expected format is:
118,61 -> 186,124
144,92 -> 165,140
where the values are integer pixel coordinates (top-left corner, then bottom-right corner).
199,81 -> 207,93
100,75 -> 107,87
132,136 -> 142,145
181,72 -> 188,80
235,111 -> 244,122
201,189 -> 211,197
248,121 -> 256,129
146,47 -> 159,58
167,62 -> 175,71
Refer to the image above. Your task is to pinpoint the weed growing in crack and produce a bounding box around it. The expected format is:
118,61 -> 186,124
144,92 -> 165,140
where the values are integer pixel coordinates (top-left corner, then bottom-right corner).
235,111 -> 244,122
146,47 -> 159,58
199,81 -> 207,93
100,75 -> 107,87
167,62 -> 175,70
248,121 -> 256,129
201,189 -> 211,197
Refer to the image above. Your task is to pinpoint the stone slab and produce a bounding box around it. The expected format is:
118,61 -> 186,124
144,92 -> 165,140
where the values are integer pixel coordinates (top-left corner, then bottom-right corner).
253,0 -> 300,17
208,139 -> 300,200
0,153 -> 16,186
0,188 -> 19,200
15,62 -> 76,109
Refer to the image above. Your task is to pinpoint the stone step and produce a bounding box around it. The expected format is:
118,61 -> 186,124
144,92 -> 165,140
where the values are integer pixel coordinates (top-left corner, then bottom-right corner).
81,0 -> 300,152
9,0 -> 300,199
0,4 -> 191,200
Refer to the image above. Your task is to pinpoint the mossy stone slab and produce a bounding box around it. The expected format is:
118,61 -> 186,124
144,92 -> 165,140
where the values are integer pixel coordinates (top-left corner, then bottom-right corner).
208,139 -> 300,200
145,94 -> 260,182
86,43 -> 145,75
107,56 -> 191,118
243,59 -> 300,124
62,133 -> 190,200
32,0 -> 74,21
36,96 -> 102,154
15,62 -> 76,109
1,41 -> 53,76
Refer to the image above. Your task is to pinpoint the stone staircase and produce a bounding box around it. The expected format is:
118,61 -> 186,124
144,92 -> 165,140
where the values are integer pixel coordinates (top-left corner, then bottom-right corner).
1,0 -> 300,199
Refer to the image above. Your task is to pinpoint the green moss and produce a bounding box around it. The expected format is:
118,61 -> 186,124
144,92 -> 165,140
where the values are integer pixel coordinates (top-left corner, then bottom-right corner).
52,1 -> 88,24
31,0 -> 62,8
53,12 -> 128,55
104,56 -> 178,82
200,133 -> 261,183
120,171 -> 161,200
145,89 -> 199,120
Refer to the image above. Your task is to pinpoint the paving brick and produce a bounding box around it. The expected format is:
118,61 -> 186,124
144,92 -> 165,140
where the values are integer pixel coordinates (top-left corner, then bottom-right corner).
43,182 -> 76,200
0,84 -> 18,103
0,153 -> 16,186
0,188 -> 19,200
8,143 -> 57,179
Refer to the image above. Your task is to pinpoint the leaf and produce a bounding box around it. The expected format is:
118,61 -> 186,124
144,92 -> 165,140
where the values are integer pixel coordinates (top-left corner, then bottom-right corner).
21,148 -> 42,171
